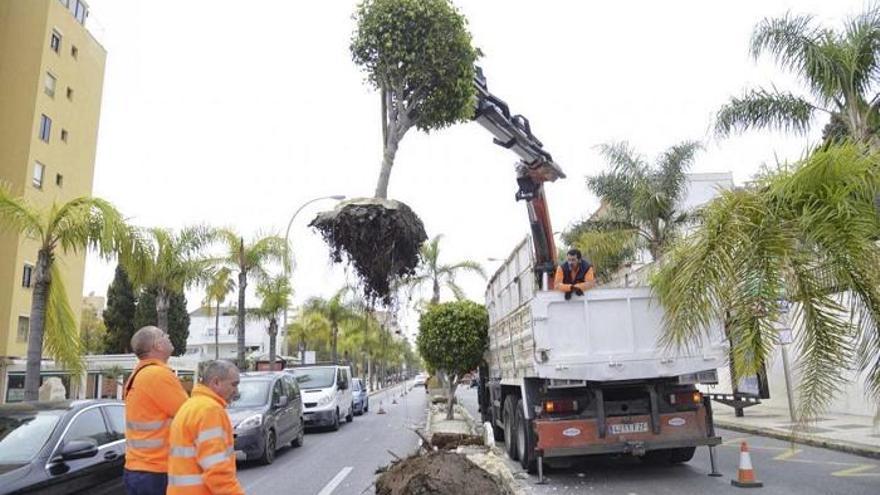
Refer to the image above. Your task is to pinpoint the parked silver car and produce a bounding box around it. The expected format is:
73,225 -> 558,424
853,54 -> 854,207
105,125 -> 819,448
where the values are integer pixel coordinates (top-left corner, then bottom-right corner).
351,378 -> 369,415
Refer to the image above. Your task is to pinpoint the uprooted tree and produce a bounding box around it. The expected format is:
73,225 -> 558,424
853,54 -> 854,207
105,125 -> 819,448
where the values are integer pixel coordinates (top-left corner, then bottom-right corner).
417,300 -> 488,419
311,0 -> 480,304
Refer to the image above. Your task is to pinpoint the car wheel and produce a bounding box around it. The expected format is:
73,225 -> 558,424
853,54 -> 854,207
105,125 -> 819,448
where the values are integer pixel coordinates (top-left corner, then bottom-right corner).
515,399 -> 537,473
259,430 -> 276,465
502,396 -> 518,461
330,409 -> 340,431
291,422 -> 304,448
346,404 -> 354,422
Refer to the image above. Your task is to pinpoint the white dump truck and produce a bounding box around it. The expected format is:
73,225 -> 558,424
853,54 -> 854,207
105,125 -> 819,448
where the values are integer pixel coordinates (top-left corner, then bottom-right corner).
477,236 -> 727,476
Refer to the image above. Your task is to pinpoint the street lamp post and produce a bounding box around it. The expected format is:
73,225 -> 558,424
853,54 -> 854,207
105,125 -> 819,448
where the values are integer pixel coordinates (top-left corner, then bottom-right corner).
283,194 -> 346,362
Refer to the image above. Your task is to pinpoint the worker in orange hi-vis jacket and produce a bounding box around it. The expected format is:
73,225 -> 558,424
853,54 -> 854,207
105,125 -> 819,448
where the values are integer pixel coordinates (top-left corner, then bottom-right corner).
123,326 -> 189,495
167,360 -> 244,495
554,248 -> 596,300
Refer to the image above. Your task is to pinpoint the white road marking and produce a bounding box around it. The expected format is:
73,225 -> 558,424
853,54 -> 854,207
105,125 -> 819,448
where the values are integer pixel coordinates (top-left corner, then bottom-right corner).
317,466 -> 354,495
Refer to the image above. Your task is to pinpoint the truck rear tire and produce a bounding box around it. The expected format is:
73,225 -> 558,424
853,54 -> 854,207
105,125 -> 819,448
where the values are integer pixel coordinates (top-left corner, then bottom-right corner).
502,396 -> 519,460
669,447 -> 696,463
514,399 -> 537,473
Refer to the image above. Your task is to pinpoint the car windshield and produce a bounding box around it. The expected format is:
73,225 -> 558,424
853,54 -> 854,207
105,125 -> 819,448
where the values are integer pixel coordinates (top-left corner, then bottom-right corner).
291,368 -> 336,389
0,410 -> 63,464
229,380 -> 270,408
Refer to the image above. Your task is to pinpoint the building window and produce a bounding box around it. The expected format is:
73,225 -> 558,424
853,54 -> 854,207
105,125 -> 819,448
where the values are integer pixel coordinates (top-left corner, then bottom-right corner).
39,115 -> 52,142
17,316 -> 29,342
61,129 -> 68,142
71,45 -> 78,59
56,173 -> 64,187
33,162 -> 45,188
22,264 -> 33,288
50,30 -> 61,53
44,72 -> 56,97
74,1 -> 87,24
67,87 -> 74,101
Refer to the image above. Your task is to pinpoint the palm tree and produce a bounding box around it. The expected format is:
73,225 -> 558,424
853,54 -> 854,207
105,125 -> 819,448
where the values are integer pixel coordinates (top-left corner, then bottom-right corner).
563,141 -> 701,280
219,231 -> 288,369
287,310 -> 332,363
715,7 -> 880,148
405,234 -> 486,305
0,187 -> 133,400
652,144 -> 880,420
254,275 -> 292,368
203,267 -> 236,360
127,226 -> 216,333
303,289 -> 359,364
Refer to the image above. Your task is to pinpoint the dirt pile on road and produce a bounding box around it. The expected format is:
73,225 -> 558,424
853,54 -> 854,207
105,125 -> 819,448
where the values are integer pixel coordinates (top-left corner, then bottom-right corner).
375,450 -> 511,495
310,198 -> 426,304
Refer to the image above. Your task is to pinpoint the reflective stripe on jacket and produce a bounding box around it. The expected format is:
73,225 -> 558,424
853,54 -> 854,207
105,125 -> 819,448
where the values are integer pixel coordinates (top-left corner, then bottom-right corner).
124,358 -> 189,473
167,384 -> 244,495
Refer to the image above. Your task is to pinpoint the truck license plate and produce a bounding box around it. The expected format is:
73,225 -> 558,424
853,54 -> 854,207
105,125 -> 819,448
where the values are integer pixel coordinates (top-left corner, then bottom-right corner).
609,422 -> 649,435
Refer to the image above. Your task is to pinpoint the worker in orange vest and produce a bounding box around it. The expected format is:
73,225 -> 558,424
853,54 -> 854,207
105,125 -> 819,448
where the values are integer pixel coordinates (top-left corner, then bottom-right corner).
123,326 -> 189,495
167,360 -> 244,495
554,248 -> 596,300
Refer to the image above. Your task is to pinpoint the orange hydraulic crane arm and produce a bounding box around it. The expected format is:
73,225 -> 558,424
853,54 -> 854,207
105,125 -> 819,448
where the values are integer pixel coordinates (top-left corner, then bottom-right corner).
472,67 -> 564,289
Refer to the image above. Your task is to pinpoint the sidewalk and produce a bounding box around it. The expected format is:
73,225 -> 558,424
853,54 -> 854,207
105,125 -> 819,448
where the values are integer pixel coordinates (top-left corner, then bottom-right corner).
712,402 -> 880,459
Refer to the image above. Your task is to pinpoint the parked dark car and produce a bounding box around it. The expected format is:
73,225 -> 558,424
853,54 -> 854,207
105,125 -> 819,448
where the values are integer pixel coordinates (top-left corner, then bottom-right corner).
351,378 -> 369,415
229,372 -> 304,465
0,399 -> 126,495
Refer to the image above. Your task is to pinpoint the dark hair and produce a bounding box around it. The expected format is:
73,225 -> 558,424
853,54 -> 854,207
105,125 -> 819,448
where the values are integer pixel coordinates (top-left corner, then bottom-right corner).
567,248 -> 582,259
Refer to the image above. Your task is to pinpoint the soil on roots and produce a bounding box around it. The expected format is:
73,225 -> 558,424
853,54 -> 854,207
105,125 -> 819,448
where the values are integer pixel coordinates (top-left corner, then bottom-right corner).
375,451 -> 511,495
310,198 -> 427,304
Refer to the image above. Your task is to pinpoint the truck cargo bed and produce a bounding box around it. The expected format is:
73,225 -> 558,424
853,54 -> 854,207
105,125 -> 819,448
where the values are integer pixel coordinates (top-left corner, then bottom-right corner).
487,287 -> 728,383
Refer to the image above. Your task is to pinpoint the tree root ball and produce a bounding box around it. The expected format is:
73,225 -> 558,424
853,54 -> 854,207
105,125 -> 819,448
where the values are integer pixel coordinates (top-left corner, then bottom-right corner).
376,451 -> 511,495
310,198 -> 427,304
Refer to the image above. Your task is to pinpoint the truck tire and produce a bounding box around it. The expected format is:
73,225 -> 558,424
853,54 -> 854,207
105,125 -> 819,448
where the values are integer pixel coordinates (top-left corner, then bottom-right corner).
669,447 -> 696,463
514,399 -> 537,473
502,396 -> 519,460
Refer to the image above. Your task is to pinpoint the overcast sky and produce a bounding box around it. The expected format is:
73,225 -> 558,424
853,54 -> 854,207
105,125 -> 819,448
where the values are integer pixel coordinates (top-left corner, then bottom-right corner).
81,0 -> 866,338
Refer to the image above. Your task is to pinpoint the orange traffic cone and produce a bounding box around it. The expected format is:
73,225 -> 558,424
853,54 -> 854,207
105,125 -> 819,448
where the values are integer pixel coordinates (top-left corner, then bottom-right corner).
731,441 -> 763,488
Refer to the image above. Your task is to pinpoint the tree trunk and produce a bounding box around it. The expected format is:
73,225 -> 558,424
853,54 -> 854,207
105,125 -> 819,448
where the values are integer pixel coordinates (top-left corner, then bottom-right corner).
24,249 -> 52,401
431,276 -> 441,305
268,317 -> 277,369
156,288 -> 170,334
237,266 -> 247,369
331,322 -> 338,364
299,332 -> 306,364
374,102 -> 410,199
214,300 -> 220,360
446,375 -> 459,420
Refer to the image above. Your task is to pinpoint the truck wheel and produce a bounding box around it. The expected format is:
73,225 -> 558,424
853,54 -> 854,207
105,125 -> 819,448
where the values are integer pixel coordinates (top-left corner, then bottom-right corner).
502,396 -> 519,460
515,399 -> 537,473
669,447 -> 696,463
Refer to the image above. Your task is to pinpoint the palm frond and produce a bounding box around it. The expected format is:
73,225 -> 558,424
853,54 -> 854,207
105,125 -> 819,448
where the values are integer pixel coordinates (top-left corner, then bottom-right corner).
842,7 -> 880,97
43,262 -> 84,374
657,141 -> 702,202
750,13 -> 839,97
596,141 -> 646,179
715,88 -> 817,137
0,185 -> 44,239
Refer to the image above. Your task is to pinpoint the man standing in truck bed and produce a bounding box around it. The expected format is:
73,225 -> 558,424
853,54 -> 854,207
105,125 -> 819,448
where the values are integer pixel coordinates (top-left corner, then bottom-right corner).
555,248 -> 596,299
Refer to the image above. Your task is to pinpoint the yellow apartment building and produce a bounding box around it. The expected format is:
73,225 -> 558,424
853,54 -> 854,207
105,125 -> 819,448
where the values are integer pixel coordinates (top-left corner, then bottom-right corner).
0,0 -> 106,402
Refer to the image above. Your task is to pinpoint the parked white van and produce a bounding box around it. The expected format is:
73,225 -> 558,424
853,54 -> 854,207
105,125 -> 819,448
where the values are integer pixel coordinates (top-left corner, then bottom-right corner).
287,365 -> 354,431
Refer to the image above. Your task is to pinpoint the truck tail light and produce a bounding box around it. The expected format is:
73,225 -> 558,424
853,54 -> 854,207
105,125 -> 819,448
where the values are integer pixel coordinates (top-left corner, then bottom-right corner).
543,399 -> 578,414
669,391 -> 702,405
